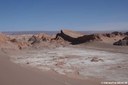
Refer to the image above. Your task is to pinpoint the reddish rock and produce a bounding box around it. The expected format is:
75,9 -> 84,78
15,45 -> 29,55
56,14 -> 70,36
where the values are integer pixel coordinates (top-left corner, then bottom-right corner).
17,42 -> 30,49
0,33 -> 8,43
28,33 -> 52,44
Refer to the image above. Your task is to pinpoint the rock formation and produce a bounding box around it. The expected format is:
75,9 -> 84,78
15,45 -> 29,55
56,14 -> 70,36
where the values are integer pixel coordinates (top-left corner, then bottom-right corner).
17,42 -> 30,49
102,31 -> 124,38
0,30 -> 127,49
111,31 -> 123,36
113,36 -> 128,46
103,33 -> 115,38
55,30 -> 102,44
55,30 -> 83,42
74,34 -> 102,44
28,33 -> 52,44
0,33 -> 8,43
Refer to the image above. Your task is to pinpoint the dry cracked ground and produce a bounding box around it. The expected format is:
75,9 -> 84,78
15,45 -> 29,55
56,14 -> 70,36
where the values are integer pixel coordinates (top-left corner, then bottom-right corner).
10,46 -> 128,82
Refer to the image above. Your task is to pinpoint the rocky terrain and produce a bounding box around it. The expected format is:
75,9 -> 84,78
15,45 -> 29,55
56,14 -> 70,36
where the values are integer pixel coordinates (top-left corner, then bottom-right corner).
0,30 -> 127,50
113,36 -> 128,46
55,30 -> 128,45
0,30 -> 128,82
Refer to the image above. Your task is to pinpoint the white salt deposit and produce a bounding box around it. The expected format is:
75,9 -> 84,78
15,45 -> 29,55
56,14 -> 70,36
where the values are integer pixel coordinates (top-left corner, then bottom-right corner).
11,47 -> 128,81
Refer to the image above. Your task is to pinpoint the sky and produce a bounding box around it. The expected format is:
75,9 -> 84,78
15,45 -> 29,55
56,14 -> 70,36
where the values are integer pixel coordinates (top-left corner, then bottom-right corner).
0,0 -> 128,31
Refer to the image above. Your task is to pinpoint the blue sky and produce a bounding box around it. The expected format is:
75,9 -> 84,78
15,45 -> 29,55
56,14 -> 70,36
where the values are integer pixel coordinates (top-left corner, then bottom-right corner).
0,0 -> 128,31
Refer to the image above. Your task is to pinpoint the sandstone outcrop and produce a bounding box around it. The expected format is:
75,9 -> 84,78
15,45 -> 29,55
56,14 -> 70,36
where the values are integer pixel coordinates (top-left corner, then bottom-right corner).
28,33 -> 52,44
17,42 -> 30,49
9,38 -> 30,49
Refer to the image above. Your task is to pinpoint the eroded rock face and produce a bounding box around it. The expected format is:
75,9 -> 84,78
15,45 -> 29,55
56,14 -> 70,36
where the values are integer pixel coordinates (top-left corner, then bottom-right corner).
74,34 -> 102,44
55,30 -> 102,44
17,42 -> 30,49
9,38 -> 30,50
28,33 -> 52,44
113,36 -> 128,46
0,33 -> 22,50
55,30 -> 83,43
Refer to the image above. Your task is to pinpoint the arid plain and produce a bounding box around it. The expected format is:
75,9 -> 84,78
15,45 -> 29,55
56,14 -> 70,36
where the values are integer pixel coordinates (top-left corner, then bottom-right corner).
0,30 -> 128,85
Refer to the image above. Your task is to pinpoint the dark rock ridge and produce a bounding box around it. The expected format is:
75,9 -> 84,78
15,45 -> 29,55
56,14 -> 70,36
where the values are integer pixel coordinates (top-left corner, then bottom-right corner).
55,30 -> 102,44
113,36 -> 128,46
111,31 -> 123,36
102,31 -> 124,38
73,34 -> 102,44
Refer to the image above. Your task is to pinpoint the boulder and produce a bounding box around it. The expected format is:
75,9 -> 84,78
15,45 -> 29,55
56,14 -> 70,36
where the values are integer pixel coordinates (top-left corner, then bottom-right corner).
90,57 -> 104,62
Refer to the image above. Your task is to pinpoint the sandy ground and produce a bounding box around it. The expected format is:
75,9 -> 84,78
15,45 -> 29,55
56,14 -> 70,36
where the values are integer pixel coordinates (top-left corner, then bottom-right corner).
0,50 -> 101,85
1,30 -> 128,85
9,45 -> 128,82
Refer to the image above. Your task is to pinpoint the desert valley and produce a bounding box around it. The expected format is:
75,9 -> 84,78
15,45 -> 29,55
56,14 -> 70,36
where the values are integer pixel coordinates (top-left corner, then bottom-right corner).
0,29 -> 128,85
